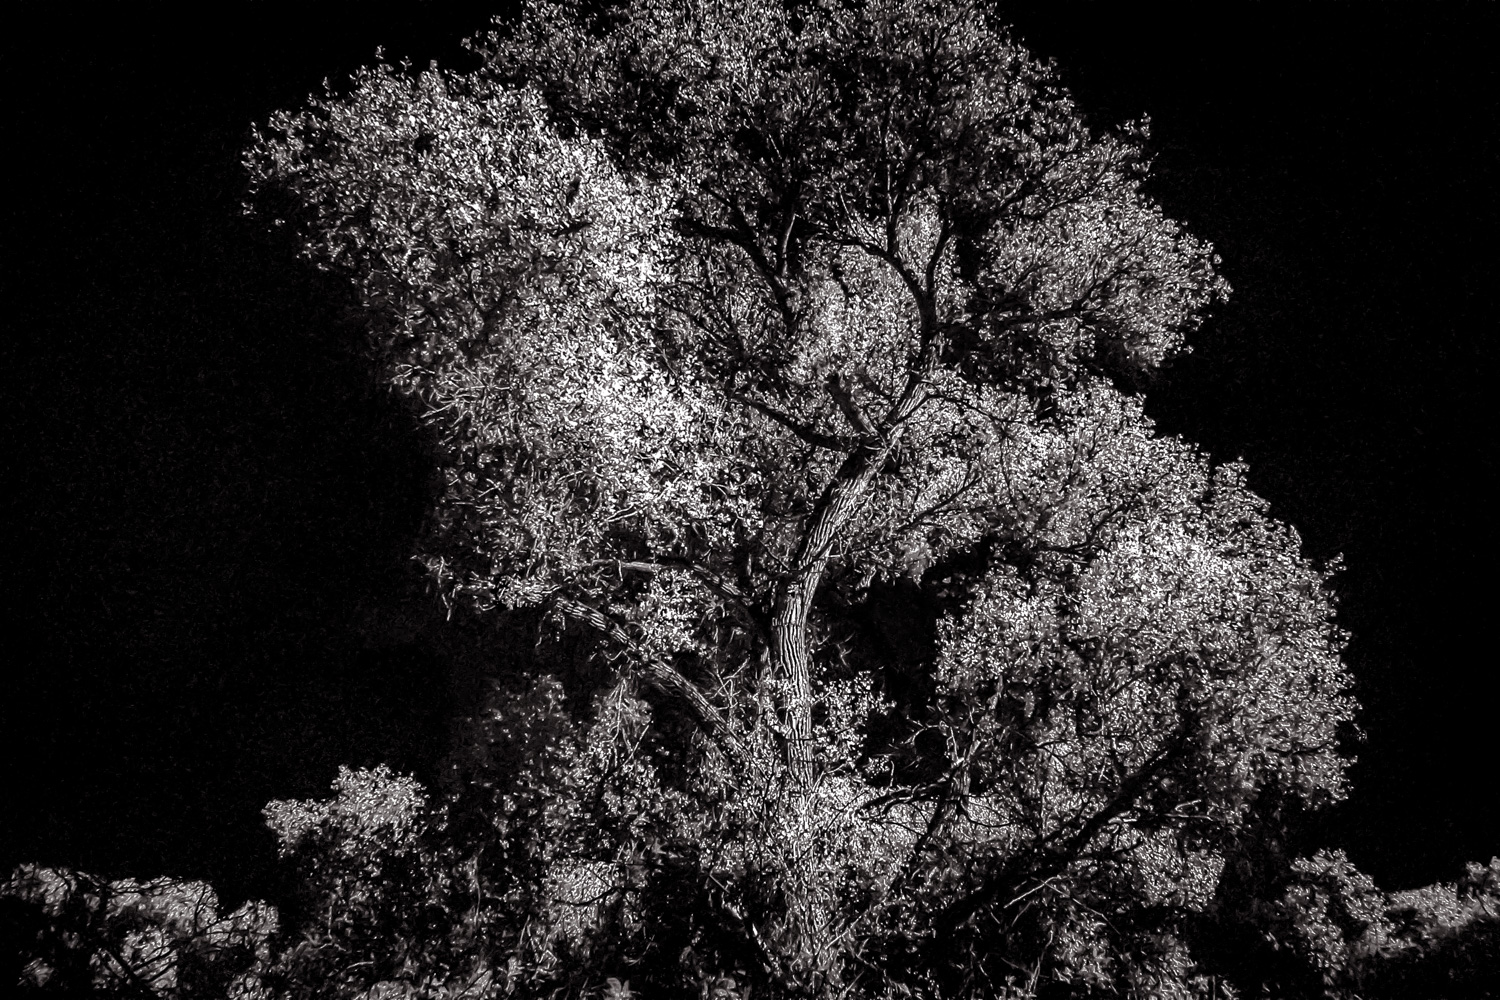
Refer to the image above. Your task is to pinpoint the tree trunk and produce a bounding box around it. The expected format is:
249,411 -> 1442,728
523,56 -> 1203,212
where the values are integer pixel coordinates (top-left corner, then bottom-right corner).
768,439 -> 890,785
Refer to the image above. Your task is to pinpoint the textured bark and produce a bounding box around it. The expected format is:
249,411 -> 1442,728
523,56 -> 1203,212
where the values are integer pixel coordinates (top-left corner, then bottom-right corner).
769,439 -> 891,783
768,351 -> 937,784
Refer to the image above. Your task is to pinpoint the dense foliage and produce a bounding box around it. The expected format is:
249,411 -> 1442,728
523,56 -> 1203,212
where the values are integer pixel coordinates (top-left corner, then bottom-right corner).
10,1 -> 1493,998
8,804 -> 1497,998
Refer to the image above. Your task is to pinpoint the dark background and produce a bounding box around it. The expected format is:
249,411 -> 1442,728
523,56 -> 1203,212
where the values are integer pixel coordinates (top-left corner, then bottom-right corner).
4,1 -> 1494,906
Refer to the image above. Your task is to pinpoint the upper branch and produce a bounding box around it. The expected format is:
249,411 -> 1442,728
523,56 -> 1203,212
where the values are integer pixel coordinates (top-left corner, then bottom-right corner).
825,371 -> 877,437
683,198 -> 800,329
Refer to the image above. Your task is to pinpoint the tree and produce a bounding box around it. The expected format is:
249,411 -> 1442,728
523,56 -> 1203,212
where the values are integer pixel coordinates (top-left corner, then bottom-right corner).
243,1 -> 1357,995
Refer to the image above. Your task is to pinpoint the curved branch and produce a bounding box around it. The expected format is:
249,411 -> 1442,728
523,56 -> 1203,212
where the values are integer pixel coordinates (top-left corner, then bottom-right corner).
552,596 -> 743,759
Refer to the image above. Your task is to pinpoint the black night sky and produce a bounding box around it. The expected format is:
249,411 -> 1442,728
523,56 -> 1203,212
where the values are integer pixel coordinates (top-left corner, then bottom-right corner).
4,2 -> 1495,908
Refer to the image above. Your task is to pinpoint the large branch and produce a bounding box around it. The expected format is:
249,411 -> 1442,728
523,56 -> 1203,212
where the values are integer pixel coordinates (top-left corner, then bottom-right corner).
552,596 -> 743,759
731,392 -> 854,452
933,734 -> 1185,935
769,437 -> 892,784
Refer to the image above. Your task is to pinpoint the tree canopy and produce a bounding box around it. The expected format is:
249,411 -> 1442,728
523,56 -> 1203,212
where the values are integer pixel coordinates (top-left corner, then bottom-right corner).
227,1 -> 1369,996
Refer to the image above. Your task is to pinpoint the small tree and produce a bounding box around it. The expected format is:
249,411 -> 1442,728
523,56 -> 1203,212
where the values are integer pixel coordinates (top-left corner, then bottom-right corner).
245,1 -> 1355,995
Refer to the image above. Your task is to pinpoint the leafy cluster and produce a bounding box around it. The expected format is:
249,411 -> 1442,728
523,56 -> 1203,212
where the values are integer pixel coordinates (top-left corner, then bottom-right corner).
2,864 -> 276,997
258,766 -> 490,999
